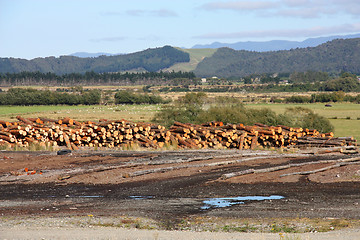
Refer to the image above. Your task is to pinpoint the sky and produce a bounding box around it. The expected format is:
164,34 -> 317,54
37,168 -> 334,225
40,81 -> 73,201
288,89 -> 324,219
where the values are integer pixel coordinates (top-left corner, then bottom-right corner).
1,0 -> 360,59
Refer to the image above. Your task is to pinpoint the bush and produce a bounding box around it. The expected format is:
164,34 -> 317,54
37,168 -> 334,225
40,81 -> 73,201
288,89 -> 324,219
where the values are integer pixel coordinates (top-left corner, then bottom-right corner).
114,90 -> 169,105
152,93 -> 207,126
153,95 -> 334,133
285,95 -> 311,103
281,107 -> 334,133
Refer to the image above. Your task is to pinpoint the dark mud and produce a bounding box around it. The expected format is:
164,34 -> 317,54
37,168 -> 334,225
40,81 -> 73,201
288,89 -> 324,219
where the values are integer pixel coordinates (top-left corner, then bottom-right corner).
1,150 -> 360,227
1,172 -> 360,222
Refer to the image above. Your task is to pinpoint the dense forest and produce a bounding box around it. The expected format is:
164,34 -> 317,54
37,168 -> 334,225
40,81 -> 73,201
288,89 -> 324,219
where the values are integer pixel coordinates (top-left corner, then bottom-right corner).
194,38 -> 360,77
0,46 -> 190,74
0,71 -> 197,86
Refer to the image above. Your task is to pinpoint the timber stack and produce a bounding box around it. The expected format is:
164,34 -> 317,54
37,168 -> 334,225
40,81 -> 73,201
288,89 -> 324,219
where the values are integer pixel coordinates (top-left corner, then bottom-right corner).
0,116 -> 357,150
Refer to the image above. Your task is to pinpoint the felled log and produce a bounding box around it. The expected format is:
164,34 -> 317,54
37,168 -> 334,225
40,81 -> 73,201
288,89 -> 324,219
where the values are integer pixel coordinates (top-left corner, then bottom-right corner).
16,116 -> 33,125
221,156 -> 360,180
280,161 -> 360,177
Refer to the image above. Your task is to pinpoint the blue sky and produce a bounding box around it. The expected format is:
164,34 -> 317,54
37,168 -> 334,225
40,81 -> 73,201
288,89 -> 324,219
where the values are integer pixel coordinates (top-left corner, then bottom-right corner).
1,0 -> 360,59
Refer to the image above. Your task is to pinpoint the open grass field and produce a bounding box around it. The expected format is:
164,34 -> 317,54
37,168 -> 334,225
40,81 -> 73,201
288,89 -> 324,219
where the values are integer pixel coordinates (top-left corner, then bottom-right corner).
246,102 -> 360,140
0,104 -> 161,123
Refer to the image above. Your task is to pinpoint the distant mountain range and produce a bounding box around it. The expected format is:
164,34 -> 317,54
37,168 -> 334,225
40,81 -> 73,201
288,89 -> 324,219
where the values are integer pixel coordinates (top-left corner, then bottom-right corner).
192,33 -> 360,52
2,37 -> 360,78
0,46 -> 190,74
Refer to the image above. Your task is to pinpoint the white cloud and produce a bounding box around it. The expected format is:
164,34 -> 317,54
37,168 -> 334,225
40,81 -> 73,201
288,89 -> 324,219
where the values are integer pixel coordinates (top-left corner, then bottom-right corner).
126,10 -> 145,17
152,9 -> 178,17
200,1 -> 279,11
194,23 -> 360,39
276,7 -> 325,18
282,0 -> 311,7
199,0 -> 360,18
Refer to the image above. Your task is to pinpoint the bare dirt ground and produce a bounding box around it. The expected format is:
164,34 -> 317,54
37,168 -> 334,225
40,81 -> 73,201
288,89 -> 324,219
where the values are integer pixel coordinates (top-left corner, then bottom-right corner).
1,149 -> 360,239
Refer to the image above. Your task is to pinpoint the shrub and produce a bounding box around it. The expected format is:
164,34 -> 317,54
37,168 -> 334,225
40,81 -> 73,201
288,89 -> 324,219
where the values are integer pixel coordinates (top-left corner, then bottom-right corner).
152,92 -> 207,126
153,95 -> 334,133
114,90 -> 169,105
285,95 -> 311,103
282,107 -> 334,133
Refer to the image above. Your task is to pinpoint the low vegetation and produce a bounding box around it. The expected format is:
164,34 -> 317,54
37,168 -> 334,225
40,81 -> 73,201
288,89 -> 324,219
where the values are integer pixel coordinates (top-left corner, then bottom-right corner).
153,93 -> 334,132
114,90 -> 170,105
0,88 -> 101,105
285,91 -> 360,104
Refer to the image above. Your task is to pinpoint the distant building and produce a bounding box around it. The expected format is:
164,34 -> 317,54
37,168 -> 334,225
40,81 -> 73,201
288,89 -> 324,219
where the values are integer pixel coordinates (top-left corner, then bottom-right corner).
201,78 -> 207,83
279,79 -> 289,84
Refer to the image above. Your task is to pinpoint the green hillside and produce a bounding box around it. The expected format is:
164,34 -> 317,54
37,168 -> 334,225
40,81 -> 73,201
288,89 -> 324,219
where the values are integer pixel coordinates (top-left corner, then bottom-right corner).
0,46 -> 190,74
164,48 -> 217,72
194,38 -> 360,77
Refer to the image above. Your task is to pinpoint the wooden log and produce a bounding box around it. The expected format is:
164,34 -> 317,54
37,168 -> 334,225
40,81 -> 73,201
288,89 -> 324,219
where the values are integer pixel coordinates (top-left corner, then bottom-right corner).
0,135 -> 15,142
280,161 -> 360,177
221,156 -> 360,180
250,136 -> 258,149
16,116 -> 33,125
169,126 -> 191,134
61,117 -> 74,125
0,131 -> 11,137
138,136 -> 158,148
0,120 -> 12,128
173,121 -> 194,131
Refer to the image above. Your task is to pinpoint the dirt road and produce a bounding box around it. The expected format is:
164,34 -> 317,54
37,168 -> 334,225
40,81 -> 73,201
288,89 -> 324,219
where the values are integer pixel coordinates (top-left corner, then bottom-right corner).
2,224 -> 360,240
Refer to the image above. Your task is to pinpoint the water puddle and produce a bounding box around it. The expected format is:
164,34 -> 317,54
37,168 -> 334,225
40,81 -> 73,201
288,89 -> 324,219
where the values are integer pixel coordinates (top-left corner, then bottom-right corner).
129,196 -> 154,200
201,195 -> 284,210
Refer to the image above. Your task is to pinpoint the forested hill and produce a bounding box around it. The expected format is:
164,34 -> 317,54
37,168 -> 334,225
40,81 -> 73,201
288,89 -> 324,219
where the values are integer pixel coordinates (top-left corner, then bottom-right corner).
194,38 -> 360,78
0,46 -> 190,74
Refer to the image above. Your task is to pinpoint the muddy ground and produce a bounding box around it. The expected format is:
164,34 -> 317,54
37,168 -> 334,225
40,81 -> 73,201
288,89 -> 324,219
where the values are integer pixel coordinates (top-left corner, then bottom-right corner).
1,149 -> 360,234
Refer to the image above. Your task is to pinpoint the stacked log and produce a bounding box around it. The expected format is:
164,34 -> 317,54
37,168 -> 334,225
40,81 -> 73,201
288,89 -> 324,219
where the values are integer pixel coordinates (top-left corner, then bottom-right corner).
169,122 -> 356,150
0,117 -> 170,150
0,116 -> 356,150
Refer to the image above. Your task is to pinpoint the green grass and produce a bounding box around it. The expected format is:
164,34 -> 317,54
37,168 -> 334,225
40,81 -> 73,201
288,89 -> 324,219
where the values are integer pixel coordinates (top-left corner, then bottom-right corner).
0,104 -> 161,122
164,48 -> 217,72
245,102 -> 360,140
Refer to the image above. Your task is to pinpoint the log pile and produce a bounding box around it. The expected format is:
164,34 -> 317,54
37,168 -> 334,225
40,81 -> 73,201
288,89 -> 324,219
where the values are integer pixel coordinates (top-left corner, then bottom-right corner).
0,116 -> 357,150
170,121 -> 356,150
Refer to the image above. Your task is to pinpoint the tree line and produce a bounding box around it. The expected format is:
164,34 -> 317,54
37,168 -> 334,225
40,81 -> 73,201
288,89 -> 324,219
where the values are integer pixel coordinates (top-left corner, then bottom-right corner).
0,88 -> 101,105
0,88 -> 171,106
0,70 -> 197,86
284,92 -> 360,104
